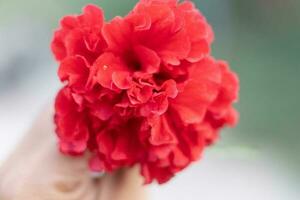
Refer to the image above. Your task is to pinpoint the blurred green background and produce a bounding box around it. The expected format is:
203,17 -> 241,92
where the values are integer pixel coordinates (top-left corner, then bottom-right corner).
0,0 -> 299,197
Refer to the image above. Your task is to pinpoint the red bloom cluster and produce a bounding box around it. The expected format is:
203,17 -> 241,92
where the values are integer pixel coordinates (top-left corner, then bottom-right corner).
52,0 -> 239,184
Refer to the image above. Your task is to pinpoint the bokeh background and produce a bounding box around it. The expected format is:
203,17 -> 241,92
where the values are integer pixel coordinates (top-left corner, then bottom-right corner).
0,0 -> 299,199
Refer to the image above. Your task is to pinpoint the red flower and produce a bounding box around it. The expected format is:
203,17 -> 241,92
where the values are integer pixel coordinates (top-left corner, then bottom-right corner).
52,1 -> 239,184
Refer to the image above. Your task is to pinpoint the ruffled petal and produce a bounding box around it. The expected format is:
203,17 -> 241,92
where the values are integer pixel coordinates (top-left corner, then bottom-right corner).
172,57 -> 222,123
55,88 -> 89,155
94,53 -> 127,89
102,17 -> 131,52
58,55 -> 90,92
133,45 -> 161,73
148,115 -> 178,146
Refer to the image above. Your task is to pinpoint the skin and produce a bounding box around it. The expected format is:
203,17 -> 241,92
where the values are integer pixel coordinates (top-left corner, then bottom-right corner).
0,106 -> 146,200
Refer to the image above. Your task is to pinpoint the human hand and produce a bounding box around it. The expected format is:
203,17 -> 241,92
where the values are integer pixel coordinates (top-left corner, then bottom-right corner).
0,106 -> 146,200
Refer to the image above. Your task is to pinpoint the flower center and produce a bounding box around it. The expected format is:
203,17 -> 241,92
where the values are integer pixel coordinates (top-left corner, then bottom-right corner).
124,50 -> 141,71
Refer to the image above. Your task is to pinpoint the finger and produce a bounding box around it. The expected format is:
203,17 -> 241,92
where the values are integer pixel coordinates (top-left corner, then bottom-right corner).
114,167 -> 147,200
95,167 -> 147,200
94,172 -> 116,200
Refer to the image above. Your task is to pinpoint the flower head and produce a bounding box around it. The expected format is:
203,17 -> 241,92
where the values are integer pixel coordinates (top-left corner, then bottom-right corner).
52,1 -> 239,184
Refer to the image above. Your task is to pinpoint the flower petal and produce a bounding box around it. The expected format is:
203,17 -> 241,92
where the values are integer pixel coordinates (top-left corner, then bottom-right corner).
173,57 -> 222,123
58,55 -> 90,92
94,53 -> 127,89
133,45 -> 161,73
102,17 -> 131,52
149,115 -> 178,146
